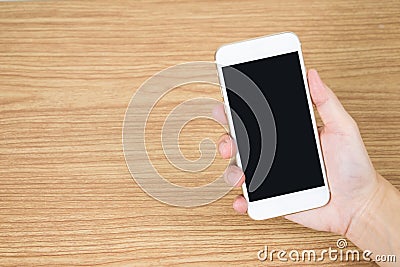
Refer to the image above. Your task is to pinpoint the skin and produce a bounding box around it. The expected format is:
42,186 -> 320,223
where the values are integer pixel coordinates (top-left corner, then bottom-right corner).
213,69 -> 400,265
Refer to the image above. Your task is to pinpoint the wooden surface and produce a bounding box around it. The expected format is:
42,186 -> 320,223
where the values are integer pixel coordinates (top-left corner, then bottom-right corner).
1,0 -> 399,266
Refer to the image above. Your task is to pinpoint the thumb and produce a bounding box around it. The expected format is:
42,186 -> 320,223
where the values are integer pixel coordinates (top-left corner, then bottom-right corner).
308,69 -> 355,131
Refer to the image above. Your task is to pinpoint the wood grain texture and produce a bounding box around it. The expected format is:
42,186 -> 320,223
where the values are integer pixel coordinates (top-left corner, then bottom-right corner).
1,0 -> 399,266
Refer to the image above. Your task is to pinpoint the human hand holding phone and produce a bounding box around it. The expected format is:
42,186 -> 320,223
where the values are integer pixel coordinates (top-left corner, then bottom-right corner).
215,69 -> 378,234
213,69 -> 400,265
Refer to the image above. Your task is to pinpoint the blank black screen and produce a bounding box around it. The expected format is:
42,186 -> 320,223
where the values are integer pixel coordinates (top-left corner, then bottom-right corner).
223,52 -> 325,202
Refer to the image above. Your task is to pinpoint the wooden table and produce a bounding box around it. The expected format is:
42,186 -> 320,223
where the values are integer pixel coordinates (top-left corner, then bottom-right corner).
1,0 -> 399,266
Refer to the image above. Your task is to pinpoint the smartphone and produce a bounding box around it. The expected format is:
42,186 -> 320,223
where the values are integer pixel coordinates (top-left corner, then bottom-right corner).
215,32 -> 330,220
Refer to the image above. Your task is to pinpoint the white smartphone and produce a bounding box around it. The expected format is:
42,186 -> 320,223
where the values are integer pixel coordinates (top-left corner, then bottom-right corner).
215,32 -> 330,220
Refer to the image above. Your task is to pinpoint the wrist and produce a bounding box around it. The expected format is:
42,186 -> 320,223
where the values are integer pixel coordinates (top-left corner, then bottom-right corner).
345,172 -> 386,244
345,173 -> 400,262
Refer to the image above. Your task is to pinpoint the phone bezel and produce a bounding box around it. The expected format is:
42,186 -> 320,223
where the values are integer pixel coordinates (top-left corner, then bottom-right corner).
215,32 -> 330,220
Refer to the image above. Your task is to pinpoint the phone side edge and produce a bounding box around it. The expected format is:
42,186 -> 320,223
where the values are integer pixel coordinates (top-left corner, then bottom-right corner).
215,48 -> 251,207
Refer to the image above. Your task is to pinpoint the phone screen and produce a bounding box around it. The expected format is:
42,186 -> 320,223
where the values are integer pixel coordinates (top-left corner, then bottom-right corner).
222,51 -> 325,202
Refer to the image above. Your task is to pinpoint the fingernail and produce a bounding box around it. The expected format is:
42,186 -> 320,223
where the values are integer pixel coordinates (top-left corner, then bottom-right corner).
220,137 -> 232,156
226,167 -> 241,186
219,141 -> 227,155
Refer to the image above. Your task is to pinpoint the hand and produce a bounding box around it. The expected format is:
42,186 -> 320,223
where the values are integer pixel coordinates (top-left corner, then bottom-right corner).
213,69 -> 382,236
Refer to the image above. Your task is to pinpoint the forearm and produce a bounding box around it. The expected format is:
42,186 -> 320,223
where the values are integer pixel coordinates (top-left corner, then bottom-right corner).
346,174 -> 400,266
